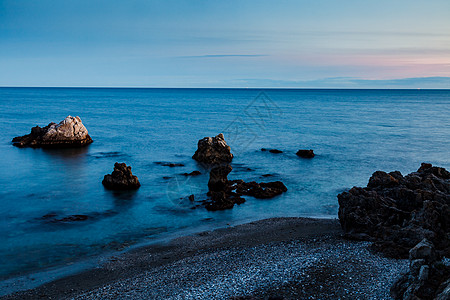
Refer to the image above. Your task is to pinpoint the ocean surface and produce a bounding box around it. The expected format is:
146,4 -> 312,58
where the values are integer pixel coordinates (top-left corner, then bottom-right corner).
0,88 -> 449,286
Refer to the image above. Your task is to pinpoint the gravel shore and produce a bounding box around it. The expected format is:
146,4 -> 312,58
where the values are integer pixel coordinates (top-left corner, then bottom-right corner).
2,217 -> 408,299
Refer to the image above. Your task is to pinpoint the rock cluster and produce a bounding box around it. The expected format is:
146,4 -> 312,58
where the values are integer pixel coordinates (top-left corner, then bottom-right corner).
192,133 -> 233,166
338,163 -> 450,258
296,149 -> 315,158
102,162 -> 141,190
205,164 -> 287,211
261,148 -> 283,154
12,116 -> 93,148
391,239 -> 450,300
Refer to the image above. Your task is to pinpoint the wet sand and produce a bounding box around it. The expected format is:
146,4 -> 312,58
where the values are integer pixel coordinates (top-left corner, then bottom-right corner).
2,217 -> 407,299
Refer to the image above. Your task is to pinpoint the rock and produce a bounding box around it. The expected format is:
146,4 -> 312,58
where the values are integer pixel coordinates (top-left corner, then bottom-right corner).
12,116 -> 93,148
40,213 -> 89,223
338,163 -> 450,259
182,171 -> 201,176
208,165 -> 233,192
102,162 -> 141,190
155,162 -> 185,167
233,180 -> 288,199
410,239 -> 437,262
296,149 -> 315,158
261,148 -> 283,154
203,164 -> 287,211
204,165 -> 287,211
391,239 -> 450,300
436,279 -> 450,300
192,133 -> 233,166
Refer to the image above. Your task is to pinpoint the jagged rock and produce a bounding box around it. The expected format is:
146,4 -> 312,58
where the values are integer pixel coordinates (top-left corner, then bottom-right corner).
436,279 -> 450,300
204,165 -> 287,211
208,165 -> 233,192
296,149 -> 315,158
102,162 -> 141,190
338,163 -> 450,259
192,133 -> 233,166
12,116 -> 93,148
391,239 -> 450,300
233,180 -> 288,199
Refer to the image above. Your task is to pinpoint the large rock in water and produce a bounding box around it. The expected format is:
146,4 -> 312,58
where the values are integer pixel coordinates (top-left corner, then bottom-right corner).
12,116 -> 93,148
338,163 -> 450,258
192,133 -> 233,166
102,162 -> 141,190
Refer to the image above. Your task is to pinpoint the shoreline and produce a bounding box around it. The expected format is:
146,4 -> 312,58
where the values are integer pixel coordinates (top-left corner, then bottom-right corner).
1,217 -> 408,299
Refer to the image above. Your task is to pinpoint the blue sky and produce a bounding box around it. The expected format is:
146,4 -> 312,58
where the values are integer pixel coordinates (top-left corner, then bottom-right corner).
1,0 -> 449,88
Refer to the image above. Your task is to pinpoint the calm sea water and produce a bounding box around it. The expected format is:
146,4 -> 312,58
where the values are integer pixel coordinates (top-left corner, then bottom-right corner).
0,88 -> 449,283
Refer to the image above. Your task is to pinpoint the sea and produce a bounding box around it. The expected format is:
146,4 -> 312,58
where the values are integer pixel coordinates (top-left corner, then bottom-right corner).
0,88 -> 449,292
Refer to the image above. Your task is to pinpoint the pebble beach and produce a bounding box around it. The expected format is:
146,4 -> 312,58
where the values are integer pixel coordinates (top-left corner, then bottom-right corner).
3,218 -> 409,299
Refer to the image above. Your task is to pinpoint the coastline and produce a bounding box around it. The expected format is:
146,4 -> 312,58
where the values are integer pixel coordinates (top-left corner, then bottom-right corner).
2,217 -> 408,299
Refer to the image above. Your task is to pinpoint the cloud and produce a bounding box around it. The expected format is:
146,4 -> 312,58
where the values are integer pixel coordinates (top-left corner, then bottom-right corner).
220,77 -> 450,89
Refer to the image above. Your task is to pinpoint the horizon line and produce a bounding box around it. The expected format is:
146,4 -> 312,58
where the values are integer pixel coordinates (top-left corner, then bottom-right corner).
0,86 -> 449,90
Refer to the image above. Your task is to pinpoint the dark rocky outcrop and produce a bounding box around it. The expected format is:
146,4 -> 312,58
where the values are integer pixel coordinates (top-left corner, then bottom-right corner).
261,148 -> 283,154
182,171 -> 202,176
296,149 -> 315,158
204,165 -> 287,211
102,162 -> 141,190
208,165 -> 233,192
338,163 -> 450,259
12,116 -> 93,148
192,133 -> 233,166
232,180 -> 288,199
391,239 -> 450,300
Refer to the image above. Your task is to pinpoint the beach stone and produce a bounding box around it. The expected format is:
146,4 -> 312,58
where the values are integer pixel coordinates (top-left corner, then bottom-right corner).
102,162 -> 141,190
296,149 -> 315,158
192,133 -> 233,166
338,163 -> 450,259
12,116 -> 93,148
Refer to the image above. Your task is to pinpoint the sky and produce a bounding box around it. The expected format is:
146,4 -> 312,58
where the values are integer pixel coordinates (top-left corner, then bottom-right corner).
1,0 -> 450,88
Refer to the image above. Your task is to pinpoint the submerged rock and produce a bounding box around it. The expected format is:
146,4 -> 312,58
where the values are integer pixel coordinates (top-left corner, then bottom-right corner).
182,170 -> 202,176
192,133 -> 233,166
390,239 -> 450,300
296,149 -> 315,158
12,116 -> 93,148
338,163 -> 450,258
155,162 -> 185,167
102,162 -> 141,190
261,148 -> 283,154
